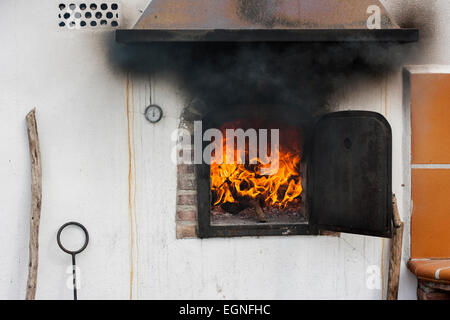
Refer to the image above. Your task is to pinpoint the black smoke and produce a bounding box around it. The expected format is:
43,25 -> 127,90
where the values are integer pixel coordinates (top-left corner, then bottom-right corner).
111,40 -> 416,125
107,1 -> 437,125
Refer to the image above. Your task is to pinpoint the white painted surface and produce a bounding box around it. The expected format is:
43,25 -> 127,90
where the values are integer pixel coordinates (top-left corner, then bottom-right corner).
0,0 -> 449,299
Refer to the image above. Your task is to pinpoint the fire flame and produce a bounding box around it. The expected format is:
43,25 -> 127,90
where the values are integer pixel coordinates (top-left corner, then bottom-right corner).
211,122 -> 303,209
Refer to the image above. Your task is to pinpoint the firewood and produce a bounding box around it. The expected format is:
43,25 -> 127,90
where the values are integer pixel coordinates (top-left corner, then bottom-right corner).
220,179 -> 267,222
220,202 -> 249,214
250,199 -> 267,223
219,197 -> 267,223
25,109 -> 42,300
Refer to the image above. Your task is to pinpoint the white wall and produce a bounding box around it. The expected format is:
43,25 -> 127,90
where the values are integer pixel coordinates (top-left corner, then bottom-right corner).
0,0 -> 448,300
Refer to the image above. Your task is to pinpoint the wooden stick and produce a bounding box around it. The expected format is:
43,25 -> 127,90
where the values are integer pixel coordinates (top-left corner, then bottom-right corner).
250,199 -> 267,223
25,109 -> 42,300
391,194 -> 402,229
387,194 -> 404,300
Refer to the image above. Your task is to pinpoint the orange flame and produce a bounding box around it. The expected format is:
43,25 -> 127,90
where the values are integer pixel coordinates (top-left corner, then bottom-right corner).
211,122 -> 303,209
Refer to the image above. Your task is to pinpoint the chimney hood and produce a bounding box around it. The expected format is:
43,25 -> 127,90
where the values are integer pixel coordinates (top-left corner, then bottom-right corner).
116,0 -> 418,43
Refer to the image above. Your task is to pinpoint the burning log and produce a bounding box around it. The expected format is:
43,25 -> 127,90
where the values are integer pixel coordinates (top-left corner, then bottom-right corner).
210,122 -> 303,218
220,179 -> 267,223
250,199 -> 267,223
219,195 -> 267,223
220,199 -> 267,223
211,126 -> 303,224
216,181 -> 265,222
220,202 -> 248,215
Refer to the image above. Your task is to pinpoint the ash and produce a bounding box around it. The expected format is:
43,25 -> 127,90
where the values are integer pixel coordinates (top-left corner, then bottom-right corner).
211,203 -> 306,226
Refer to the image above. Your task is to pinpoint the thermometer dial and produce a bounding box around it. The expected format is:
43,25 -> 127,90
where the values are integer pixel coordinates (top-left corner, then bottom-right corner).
145,105 -> 163,123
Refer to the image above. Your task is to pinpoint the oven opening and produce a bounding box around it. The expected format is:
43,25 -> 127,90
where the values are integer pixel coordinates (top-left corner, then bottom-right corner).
197,110 -> 392,239
209,118 -> 308,227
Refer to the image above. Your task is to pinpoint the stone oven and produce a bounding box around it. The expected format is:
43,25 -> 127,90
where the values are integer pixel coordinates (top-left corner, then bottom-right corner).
116,0 -> 418,239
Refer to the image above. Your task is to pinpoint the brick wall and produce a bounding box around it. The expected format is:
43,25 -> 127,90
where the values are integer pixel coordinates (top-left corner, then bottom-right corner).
175,105 -> 203,239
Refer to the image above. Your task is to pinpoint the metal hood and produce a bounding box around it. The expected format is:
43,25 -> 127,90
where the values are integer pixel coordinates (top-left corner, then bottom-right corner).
116,0 -> 418,42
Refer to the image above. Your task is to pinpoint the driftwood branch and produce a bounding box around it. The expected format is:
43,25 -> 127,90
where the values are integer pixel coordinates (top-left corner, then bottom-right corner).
387,194 -> 404,300
25,109 -> 42,300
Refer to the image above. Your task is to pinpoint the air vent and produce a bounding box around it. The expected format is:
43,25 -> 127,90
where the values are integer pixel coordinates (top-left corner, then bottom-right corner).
58,2 -> 120,29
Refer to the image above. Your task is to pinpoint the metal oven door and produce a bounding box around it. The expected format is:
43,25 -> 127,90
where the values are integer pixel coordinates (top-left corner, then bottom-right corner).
309,111 -> 393,238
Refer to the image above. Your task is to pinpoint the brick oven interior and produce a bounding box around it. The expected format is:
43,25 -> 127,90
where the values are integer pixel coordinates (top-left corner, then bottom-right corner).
199,105 -> 310,236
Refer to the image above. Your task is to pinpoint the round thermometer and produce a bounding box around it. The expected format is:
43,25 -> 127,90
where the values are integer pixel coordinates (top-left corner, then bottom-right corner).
145,105 -> 163,123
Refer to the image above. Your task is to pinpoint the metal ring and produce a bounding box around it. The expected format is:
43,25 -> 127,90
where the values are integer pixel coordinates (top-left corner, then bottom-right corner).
57,222 -> 89,255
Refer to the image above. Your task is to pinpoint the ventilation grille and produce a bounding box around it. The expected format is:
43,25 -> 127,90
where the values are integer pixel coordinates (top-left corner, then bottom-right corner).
58,2 -> 120,29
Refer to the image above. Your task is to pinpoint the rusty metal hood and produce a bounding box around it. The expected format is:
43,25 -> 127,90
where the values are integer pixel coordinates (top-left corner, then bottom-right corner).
116,0 -> 418,42
135,0 -> 398,29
